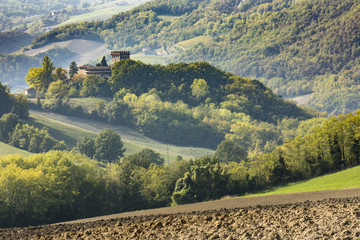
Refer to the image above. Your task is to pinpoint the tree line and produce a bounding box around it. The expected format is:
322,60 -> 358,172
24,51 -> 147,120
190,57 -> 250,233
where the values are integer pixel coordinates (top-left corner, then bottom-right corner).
2,110 -> 360,228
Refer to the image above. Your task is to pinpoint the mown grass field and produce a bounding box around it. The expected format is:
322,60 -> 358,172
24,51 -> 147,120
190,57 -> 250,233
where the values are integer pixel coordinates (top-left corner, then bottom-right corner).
28,111 -> 214,163
54,0 -> 148,27
244,166 -> 360,198
68,97 -> 112,113
175,36 -> 213,50
0,142 -> 31,157
25,114 -> 97,149
157,14 -> 181,22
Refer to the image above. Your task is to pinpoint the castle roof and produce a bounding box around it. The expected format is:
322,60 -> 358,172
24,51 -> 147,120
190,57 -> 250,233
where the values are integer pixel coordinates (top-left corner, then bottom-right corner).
85,66 -> 111,70
111,51 -> 130,56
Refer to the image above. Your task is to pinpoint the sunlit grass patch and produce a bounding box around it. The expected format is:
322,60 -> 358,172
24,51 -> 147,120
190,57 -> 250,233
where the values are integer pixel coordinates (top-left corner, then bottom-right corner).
243,166 -> 360,198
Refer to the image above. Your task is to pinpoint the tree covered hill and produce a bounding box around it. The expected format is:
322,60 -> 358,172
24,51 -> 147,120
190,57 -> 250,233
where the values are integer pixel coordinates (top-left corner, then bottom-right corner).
30,0 -> 360,114
27,55 -> 315,151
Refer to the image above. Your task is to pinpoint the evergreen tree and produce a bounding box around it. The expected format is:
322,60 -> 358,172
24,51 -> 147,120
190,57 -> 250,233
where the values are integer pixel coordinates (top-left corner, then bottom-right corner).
69,61 -> 78,79
100,56 -> 108,66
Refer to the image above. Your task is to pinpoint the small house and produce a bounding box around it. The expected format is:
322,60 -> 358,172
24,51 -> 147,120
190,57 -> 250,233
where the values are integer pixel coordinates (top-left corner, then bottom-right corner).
24,87 -> 36,96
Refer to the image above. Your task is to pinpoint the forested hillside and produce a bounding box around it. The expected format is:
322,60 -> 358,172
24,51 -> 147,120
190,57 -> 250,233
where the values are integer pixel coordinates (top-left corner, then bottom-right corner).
28,56 -> 314,152
0,0 -> 82,33
0,31 -> 34,54
30,0 -> 360,114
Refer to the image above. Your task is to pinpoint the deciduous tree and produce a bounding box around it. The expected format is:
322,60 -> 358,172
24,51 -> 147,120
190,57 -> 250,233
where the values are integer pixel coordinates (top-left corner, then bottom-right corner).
94,129 -> 125,163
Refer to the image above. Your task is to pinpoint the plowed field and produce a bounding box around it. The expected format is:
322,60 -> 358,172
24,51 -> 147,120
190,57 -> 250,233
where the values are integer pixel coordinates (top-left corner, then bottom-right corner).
2,188 -> 360,239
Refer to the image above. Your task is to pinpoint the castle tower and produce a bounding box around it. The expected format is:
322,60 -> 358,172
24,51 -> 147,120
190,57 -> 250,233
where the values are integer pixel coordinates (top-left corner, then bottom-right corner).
111,51 -> 130,65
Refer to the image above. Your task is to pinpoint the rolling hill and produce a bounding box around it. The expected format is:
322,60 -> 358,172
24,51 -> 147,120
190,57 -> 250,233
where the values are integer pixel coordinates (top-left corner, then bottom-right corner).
24,39 -> 110,69
28,110 -> 215,162
26,0 -> 360,114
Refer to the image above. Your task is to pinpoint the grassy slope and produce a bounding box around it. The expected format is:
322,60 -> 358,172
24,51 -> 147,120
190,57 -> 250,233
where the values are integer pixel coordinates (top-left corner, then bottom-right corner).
24,114 -> 97,149
157,14 -> 181,22
54,0 -> 148,27
175,36 -> 213,50
27,111 -> 214,163
245,166 -> 360,198
0,142 -> 31,157
69,97 -> 112,113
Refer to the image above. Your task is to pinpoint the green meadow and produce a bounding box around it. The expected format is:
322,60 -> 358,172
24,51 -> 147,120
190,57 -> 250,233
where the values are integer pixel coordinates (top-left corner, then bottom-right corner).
244,166 -> 360,198
175,36 -> 213,50
0,142 -> 31,157
27,111 -> 214,163
54,0 -> 148,27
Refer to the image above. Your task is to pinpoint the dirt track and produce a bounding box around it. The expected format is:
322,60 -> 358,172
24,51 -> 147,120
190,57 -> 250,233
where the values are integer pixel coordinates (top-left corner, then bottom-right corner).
2,188 -> 360,239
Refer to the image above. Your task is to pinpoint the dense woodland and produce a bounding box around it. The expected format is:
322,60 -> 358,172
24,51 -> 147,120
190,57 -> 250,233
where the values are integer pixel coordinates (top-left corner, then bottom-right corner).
1,110 -> 359,227
28,0 -> 360,114
26,56 -> 314,152
0,0 -> 81,32
0,31 -> 34,54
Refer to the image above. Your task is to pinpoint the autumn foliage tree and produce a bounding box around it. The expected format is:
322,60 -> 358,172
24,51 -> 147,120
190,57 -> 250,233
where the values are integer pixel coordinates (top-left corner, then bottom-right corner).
25,56 -> 55,93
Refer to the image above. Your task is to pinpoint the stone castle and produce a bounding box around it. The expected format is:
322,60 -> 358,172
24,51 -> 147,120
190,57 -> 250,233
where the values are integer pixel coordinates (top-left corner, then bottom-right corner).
79,51 -> 130,78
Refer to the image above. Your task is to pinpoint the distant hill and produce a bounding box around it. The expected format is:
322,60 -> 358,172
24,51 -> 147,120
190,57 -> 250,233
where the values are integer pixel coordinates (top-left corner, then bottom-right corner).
29,0 -> 360,114
0,31 -> 34,54
0,47 -> 76,92
24,39 -> 110,69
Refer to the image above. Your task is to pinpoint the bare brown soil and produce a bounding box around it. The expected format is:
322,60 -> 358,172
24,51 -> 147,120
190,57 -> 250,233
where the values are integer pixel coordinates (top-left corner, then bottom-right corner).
2,188 -> 360,239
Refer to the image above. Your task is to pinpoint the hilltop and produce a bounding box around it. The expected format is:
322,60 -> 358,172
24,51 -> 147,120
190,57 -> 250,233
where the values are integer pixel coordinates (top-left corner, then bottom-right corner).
26,0 -> 360,114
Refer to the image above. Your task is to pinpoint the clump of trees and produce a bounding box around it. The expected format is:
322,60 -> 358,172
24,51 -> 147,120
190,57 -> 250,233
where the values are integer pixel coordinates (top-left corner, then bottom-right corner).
0,150 -> 184,227
2,111 -> 360,228
77,129 -> 125,163
0,82 -> 66,153
0,112 -> 66,153
0,82 -> 29,119
1,47 -> 75,90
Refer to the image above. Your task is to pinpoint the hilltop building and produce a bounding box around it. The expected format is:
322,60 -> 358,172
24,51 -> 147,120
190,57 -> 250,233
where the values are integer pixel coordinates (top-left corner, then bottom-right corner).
79,51 -> 130,78
110,51 -> 130,65
79,65 -> 112,78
